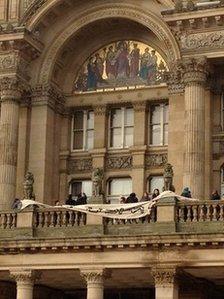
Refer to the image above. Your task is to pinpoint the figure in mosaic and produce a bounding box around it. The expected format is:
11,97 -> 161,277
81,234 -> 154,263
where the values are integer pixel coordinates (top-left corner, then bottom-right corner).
148,50 -> 158,84
130,43 -> 140,78
106,46 -> 116,79
87,57 -> 97,90
115,41 -> 130,79
139,47 -> 151,80
94,53 -> 104,82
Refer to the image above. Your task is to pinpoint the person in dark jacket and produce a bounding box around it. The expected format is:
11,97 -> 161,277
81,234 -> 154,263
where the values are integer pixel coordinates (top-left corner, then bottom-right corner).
12,198 -> 21,210
76,193 -> 87,205
210,190 -> 221,200
126,193 -> 138,203
152,189 -> 160,199
181,187 -> 192,198
65,194 -> 75,205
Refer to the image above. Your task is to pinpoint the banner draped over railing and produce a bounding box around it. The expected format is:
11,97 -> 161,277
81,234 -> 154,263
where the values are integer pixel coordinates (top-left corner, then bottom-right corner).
18,191 -> 199,220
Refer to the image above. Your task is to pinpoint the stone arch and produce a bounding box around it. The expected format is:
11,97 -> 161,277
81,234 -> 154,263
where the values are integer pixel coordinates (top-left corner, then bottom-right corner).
36,3 -> 180,86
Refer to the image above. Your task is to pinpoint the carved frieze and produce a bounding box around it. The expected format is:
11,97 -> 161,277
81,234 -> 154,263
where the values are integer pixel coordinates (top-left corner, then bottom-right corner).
106,156 -> 132,170
68,158 -> 93,174
80,269 -> 110,284
145,153 -> 168,168
151,268 -> 177,286
10,270 -> 41,283
181,31 -> 224,51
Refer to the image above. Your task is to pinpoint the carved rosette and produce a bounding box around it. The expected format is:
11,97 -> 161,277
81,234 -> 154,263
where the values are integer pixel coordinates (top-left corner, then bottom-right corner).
152,268 -> 177,286
10,270 -> 41,285
80,269 -> 110,286
181,57 -> 208,86
32,84 -> 65,113
0,77 -> 24,102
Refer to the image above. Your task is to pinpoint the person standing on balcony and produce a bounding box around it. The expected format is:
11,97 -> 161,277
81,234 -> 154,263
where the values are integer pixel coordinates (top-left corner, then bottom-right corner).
141,192 -> 151,201
181,187 -> 192,198
152,189 -> 160,199
210,190 -> 221,200
126,193 -> 138,203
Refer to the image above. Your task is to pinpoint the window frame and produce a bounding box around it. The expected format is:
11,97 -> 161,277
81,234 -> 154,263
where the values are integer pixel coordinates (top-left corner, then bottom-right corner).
108,107 -> 134,149
69,179 -> 92,198
148,175 -> 164,194
71,110 -> 94,151
107,177 -> 133,203
149,103 -> 169,146
221,92 -> 224,131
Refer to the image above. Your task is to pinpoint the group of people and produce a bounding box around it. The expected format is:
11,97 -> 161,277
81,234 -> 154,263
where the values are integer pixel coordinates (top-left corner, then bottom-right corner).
75,41 -> 166,92
181,187 -> 222,200
64,193 -> 87,206
119,189 -> 160,204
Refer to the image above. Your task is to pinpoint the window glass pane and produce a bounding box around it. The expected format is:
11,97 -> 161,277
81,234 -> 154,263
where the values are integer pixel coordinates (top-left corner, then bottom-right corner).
111,109 -> 122,127
110,128 -> 122,147
82,181 -> 92,197
124,127 -> 133,147
163,104 -> 169,124
109,178 -> 132,196
86,130 -> 94,149
151,125 -> 161,145
164,124 -> 168,145
149,176 -> 164,193
87,111 -> 94,129
71,182 -> 82,196
151,105 -> 161,124
124,108 -> 134,126
73,131 -> 83,149
74,111 -> 84,130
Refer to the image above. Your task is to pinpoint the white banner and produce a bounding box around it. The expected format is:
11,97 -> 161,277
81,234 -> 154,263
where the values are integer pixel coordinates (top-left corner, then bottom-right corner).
18,191 -> 199,220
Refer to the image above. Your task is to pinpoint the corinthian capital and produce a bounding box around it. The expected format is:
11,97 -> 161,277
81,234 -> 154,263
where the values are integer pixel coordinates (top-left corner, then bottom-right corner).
182,57 -> 209,85
10,269 -> 41,284
165,62 -> 184,94
80,269 -> 110,284
151,267 -> 177,286
0,77 -> 26,102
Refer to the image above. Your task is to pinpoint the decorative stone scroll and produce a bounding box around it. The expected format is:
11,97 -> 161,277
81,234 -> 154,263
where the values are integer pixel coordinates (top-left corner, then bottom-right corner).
80,269 -> 110,284
181,31 -> 224,51
106,156 -> 133,169
68,158 -> 92,174
145,153 -> 168,168
10,269 -> 41,284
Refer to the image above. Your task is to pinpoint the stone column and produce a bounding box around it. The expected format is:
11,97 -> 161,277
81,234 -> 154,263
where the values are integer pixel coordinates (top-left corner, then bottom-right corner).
81,269 -> 108,299
0,77 -> 22,210
182,57 -> 208,200
132,101 -> 147,198
10,270 -> 40,299
152,267 -> 179,299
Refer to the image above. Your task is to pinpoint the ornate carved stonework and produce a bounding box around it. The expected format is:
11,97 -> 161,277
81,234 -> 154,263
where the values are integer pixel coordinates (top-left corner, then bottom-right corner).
106,156 -> 133,169
0,77 -> 26,101
10,270 -> 41,284
68,158 -> 92,174
146,153 -> 168,168
181,31 -> 224,51
32,84 -> 65,113
93,105 -> 107,116
166,63 -> 184,94
133,101 -> 147,112
151,268 -> 177,286
80,269 -> 110,284
181,57 -> 208,85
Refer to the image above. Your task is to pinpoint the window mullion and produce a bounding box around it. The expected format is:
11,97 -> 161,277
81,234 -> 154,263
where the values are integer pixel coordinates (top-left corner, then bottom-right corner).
83,111 -> 87,150
160,104 -> 164,145
121,108 -> 125,148
221,92 -> 224,131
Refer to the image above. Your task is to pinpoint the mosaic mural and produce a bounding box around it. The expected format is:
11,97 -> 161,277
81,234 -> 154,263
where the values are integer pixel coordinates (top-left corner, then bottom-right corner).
74,40 -> 167,92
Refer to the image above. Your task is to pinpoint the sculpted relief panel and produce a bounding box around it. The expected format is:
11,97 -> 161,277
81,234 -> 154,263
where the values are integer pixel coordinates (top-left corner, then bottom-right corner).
106,156 -> 133,170
146,153 -> 168,168
74,40 -> 167,92
181,31 -> 224,51
68,159 -> 93,174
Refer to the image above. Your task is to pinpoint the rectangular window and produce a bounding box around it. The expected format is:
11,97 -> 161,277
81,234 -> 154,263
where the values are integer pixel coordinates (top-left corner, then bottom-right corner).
108,178 -> 132,203
71,180 -> 92,198
150,104 -> 169,146
109,107 -> 134,148
149,176 -> 164,194
72,110 -> 94,150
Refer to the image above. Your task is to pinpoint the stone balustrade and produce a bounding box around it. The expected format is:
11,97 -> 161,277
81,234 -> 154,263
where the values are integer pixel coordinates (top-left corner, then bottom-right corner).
0,211 -> 17,229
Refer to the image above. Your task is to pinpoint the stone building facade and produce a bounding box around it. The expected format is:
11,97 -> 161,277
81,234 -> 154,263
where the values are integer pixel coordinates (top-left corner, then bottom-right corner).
0,0 -> 223,298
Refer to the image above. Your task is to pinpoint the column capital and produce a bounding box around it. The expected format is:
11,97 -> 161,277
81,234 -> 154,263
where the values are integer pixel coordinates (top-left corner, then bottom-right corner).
166,62 -> 184,94
93,104 -> 108,116
31,83 -> 65,114
182,57 -> 209,85
133,100 -> 147,112
0,77 -> 26,102
10,269 -> 41,284
80,269 -> 110,284
151,267 -> 177,286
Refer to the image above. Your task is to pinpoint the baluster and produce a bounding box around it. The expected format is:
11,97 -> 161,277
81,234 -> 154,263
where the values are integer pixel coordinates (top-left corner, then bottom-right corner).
12,213 -> 16,228
179,206 -> 185,222
62,211 -> 67,226
55,211 -> 61,227
40,212 -> 45,227
192,205 -> 198,222
68,211 -> 74,226
199,205 -> 205,222
219,205 -> 224,221
45,212 -> 50,227
205,204 -> 210,221
6,213 -> 12,228
186,206 -> 192,222
1,214 -> 6,229
212,204 -> 218,221
33,212 -> 38,228
49,211 -> 55,227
